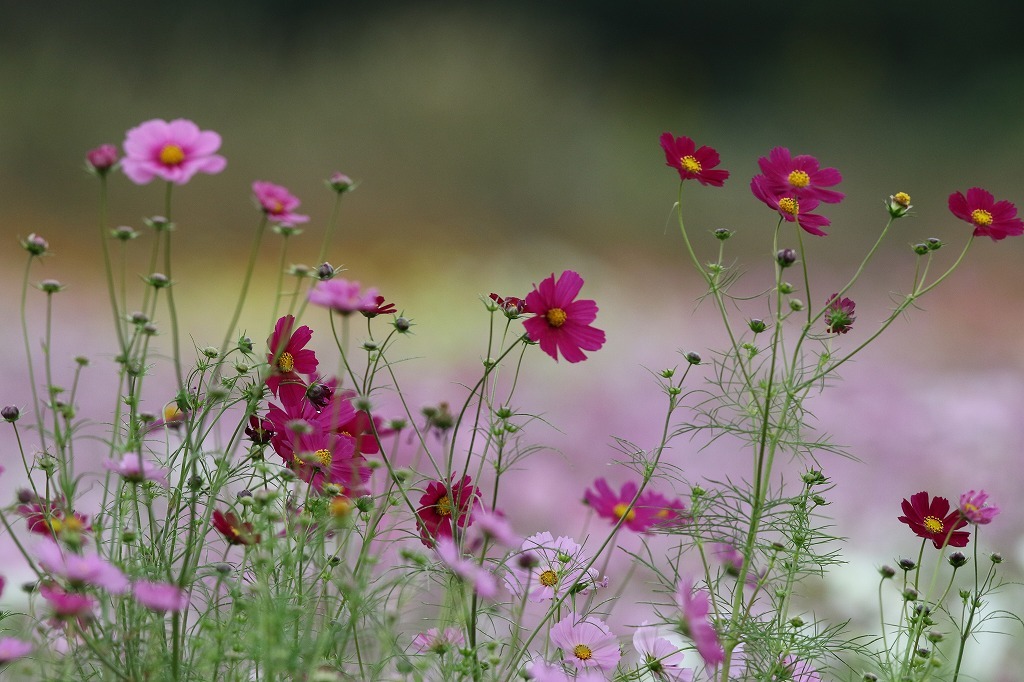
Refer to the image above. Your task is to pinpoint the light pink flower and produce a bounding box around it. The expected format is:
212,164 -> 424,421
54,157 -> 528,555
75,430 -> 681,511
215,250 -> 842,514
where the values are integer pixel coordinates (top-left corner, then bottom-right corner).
781,655 -> 821,682
675,578 -> 724,668
550,614 -> 621,671
505,531 -> 604,602
39,583 -> 95,619
959,490 -> 999,525
121,119 -> 226,185
469,507 -> 519,548
525,660 -> 572,681
308,279 -> 384,315
36,540 -> 129,594
633,624 -> 693,682
252,181 -> 309,225
0,637 -> 33,663
103,456 -> 169,485
411,627 -> 464,654
133,580 -> 188,612
435,538 -> 498,599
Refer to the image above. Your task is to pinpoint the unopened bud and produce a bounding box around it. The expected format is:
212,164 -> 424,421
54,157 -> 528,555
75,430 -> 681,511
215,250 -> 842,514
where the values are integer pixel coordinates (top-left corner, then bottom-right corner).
327,172 -> 355,193
713,228 -> 733,240
2,405 -> 20,422
22,233 -> 50,256
777,248 -> 797,267
316,262 -> 335,280
948,551 -> 968,568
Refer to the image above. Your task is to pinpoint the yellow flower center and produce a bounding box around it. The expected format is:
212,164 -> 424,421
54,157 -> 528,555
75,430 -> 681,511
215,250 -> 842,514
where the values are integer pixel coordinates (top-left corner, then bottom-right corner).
330,496 -> 352,518
923,515 -> 943,534
277,351 -> 295,373
546,308 -> 567,328
64,516 -> 84,532
894,192 -> 911,207
159,144 -> 185,166
971,209 -> 993,227
270,200 -> 284,215
314,448 -> 332,468
680,155 -> 702,173
613,503 -> 636,522
539,569 -> 558,587
436,495 -> 453,517
788,170 -> 810,188
962,502 -> 978,514
48,517 -> 64,534
778,197 -> 799,216
573,644 -> 593,661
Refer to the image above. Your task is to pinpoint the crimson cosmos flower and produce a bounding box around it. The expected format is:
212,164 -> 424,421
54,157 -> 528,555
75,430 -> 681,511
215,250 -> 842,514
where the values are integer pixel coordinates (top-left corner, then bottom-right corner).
659,133 -> 729,187
265,315 -> 318,403
416,475 -> 482,547
898,491 -> 970,549
523,270 -> 605,363
751,174 -> 832,236
824,294 -> 856,334
755,147 -> 844,204
212,510 -> 261,546
948,187 -> 1024,241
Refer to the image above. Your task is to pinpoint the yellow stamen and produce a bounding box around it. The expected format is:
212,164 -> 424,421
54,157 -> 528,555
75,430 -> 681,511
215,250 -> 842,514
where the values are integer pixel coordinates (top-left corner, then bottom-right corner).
923,515 -> 943,534
971,209 -> 993,227
277,351 -> 295,373
680,155 -> 702,173
314,448 -> 332,468
894,192 -> 911,207
788,170 -> 810,188
436,495 -> 453,517
612,503 -> 637,522
778,197 -> 799,216
539,569 -> 558,587
573,644 -> 593,661
546,308 -> 567,328
159,144 -> 185,166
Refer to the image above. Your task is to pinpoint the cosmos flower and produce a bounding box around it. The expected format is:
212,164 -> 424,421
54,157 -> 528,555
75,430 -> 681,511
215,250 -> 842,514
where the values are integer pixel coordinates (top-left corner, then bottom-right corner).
35,540 -> 129,594
211,509 -> 261,546
252,181 -> 309,225
550,614 -> 622,671
898,491 -> 970,549
0,637 -> 33,664
411,627 -> 464,654
751,175 -> 831,237
633,623 -> 693,682
959,490 -> 999,525
823,294 -> 856,334
121,118 -> 226,185
505,532 -> 605,602
755,147 -> 844,204
435,537 -> 498,599
523,271 -> 605,363
103,455 -> 169,485
659,133 -> 730,187
675,578 -> 725,668
265,315 -> 318,404
583,479 -> 686,534
948,187 -> 1024,241
416,475 -> 482,547
133,580 -> 189,612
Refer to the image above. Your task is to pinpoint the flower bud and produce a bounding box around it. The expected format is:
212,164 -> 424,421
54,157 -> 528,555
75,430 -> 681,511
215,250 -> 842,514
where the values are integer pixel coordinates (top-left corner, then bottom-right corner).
684,351 -> 701,365
394,317 -> 411,332
903,588 -> 918,601
200,346 -> 219,359
789,299 -> 804,312
238,336 -> 254,354
355,495 -> 374,513
748,319 -> 767,334
289,264 -> 311,277
926,237 -> 943,251
898,558 -> 916,571
86,144 -> 119,174
147,273 -> 170,288
144,216 -> 172,231
21,233 -> 49,256
887,192 -> 912,218
990,552 -> 1003,564
948,551 -> 968,568
39,279 -> 64,293
862,674 -> 878,682
779,282 -> 795,294
713,228 -> 733,240
879,565 -> 896,579
316,262 -> 335,281
2,405 -> 20,422
111,225 -> 139,241
927,631 -> 944,643
913,243 -> 929,255
327,172 -> 355,193
776,248 -> 797,267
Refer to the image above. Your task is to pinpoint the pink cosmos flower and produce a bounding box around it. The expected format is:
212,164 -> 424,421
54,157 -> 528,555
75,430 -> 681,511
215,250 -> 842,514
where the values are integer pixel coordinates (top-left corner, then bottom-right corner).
121,119 -> 226,185
823,294 -> 856,334
252,181 -> 309,225
505,532 -> 604,602
411,627 -> 464,654
290,430 -> 367,495
133,580 -> 189,612
550,615 -> 621,671
959,490 -> 999,525
523,271 -> 606,363
525,660 -> 573,682
468,507 -> 519,548
16,496 -> 89,539
86,144 -> 119,174
659,133 -> 729,187
780,655 -> 821,682
948,187 -> 1024,241
36,540 -> 129,594
416,475 -> 482,547
633,624 -> 693,682
751,175 -> 831,237
265,315 -> 318,404
39,583 -> 96,619
755,147 -> 844,204
0,637 -> 33,664
308,279 -> 384,315
435,537 -> 498,599
103,456 -> 169,485
899,491 -> 970,549
584,479 -> 687,534
675,578 -> 725,668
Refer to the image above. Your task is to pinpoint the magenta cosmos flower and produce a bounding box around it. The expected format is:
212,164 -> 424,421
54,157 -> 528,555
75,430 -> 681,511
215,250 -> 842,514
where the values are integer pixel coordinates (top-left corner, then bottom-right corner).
959,490 -> 999,525
308,279 -> 383,315
121,119 -> 226,185
86,144 -> 119,174
416,475 -> 482,547
36,540 -> 129,594
39,583 -> 96,619
751,175 -> 831,236
659,133 -> 729,187
948,187 -> 1024,241
550,615 -> 621,671
291,430 -> 368,495
583,479 -> 686,534
755,147 -> 844,204
823,294 -> 856,334
675,578 -> 725,667
212,509 -> 261,546
252,181 -> 309,225
266,315 -> 318,403
523,270 -> 605,363
898,491 -> 970,549
133,580 -> 188,612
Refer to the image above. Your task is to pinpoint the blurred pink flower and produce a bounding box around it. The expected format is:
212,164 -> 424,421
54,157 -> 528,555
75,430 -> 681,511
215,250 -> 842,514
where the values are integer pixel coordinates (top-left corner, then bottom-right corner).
898,491 -> 970,549
133,580 -> 188,612
633,624 -> 693,682
469,507 -> 519,548
39,583 -> 96,619
252,180 -> 309,225
435,537 -> 498,599
36,540 -> 129,594
0,637 -> 33,663
824,294 -> 856,335
959,490 -> 999,525
754,147 -> 844,204
659,133 -> 729,187
550,614 -> 621,671
121,118 -> 226,185
948,187 -> 1024,241
523,270 -> 605,363
103,455 -> 169,485
751,175 -> 831,237
675,578 -> 724,668
411,627 -> 464,654
308,279 -> 383,315
86,144 -> 119,174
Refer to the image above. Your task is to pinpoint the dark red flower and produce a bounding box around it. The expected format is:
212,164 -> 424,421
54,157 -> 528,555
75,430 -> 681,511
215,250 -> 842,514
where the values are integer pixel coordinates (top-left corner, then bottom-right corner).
489,293 -> 529,318
824,294 -> 856,334
265,315 -> 318,404
948,187 -> 1024,241
361,295 -> 397,318
245,415 -> 275,445
212,509 -> 261,546
659,133 -> 729,187
416,475 -> 482,547
16,496 -> 90,540
898,491 -> 970,549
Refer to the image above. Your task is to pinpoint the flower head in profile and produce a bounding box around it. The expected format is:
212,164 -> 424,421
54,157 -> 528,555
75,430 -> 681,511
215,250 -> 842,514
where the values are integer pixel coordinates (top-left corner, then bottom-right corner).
416,475 -> 482,547
583,479 -> 686,534
40,583 -> 96,620
133,580 -> 189,612
898,491 -> 970,549
212,509 -> 261,546
308,279 -> 383,316
755,147 -> 844,204
751,175 -> 831,236
550,614 -> 621,671
633,624 -> 693,682
523,270 -> 605,363
121,119 -> 226,185
959,490 -> 999,525
252,181 -> 309,225
675,578 -> 725,668
948,187 -> 1023,241
36,540 -> 129,594
435,537 -> 498,599
823,294 -> 856,334
16,496 -> 89,541
659,133 -> 729,187
505,532 -> 604,602
411,627 -> 464,654
265,315 -> 318,404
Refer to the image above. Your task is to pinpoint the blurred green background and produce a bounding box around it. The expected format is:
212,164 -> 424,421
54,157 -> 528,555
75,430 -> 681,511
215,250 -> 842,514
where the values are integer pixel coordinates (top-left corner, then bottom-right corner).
2,2 -> 1024,678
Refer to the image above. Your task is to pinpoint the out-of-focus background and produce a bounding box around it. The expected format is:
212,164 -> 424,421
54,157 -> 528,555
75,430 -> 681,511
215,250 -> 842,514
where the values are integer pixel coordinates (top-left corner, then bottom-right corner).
2,2 -> 1023,678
